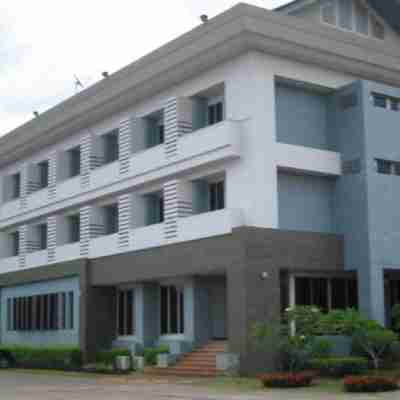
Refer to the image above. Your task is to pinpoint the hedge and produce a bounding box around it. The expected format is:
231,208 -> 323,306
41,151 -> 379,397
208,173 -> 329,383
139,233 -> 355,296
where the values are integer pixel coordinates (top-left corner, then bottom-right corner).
143,345 -> 169,366
95,348 -> 131,366
259,373 -> 314,388
0,346 -> 82,370
310,357 -> 368,377
344,376 -> 399,393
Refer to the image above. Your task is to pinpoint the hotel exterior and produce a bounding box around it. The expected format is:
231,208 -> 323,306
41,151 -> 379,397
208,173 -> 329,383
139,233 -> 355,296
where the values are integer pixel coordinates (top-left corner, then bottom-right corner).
0,0 -> 400,374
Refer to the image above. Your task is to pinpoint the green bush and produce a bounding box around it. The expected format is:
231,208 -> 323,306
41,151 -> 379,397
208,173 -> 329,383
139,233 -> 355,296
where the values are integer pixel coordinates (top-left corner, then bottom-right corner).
310,338 -> 332,358
95,348 -> 131,367
0,346 -> 82,370
143,345 -> 169,366
310,357 -> 368,377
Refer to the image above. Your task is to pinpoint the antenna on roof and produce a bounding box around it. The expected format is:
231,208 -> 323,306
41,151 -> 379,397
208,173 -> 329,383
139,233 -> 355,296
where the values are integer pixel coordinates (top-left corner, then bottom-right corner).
74,74 -> 84,93
102,71 -> 109,78
33,111 -> 39,118
200,14 -> 209,23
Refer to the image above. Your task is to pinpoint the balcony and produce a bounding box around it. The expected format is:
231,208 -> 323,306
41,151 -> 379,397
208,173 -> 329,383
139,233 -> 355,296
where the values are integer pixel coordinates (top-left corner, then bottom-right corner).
130,145 -> 165,177
57,176 -> 81,201
178,208 -> 244,242
90,161 -> 120,189
56,242 -> 81,263
89,233 -> 119,258
131,223 -> 164,251
0,256 -> 19,273
26,188 -> 49,211
178,119 -> 241,162
0,198 -> 21,220
26,250 -> 48,269
276,143 -> 342,176
129,119 -> 242,181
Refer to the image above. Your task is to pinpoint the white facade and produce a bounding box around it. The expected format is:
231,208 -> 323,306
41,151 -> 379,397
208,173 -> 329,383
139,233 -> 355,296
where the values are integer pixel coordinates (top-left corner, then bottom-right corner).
0,48 -> 356,273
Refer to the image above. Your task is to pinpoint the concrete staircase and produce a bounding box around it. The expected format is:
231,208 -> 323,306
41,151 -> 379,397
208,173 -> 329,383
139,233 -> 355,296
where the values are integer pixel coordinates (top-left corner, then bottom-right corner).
152,341 -> 227,377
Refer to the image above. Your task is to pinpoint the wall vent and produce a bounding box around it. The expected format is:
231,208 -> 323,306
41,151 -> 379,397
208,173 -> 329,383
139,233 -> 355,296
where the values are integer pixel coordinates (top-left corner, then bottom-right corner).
340,93 -> 358,109
342,159 -> 361,175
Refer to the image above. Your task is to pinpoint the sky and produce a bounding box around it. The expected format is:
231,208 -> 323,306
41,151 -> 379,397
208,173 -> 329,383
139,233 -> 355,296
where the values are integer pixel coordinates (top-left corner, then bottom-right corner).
0,0 -> 289,136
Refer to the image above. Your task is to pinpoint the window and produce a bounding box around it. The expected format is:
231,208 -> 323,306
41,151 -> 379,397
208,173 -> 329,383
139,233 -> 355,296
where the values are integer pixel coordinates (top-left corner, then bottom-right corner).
37,161 -> 49,189
8,290 -> 74,332
67,215 -> 80,243
371,16 -> 385,40
390,99 -> 399,112
117,289 -> 134,336
103,130 -> 119,164
338,0 -> 352,30
104,204 -> 119,235
355,0 -> 368,35
10,231 -> 19,256
208,102 -> 223,126
38,224 -> 48,250
68,146 -> 81,177
209,181 -> 225,211
375,159 -> 400,176
160,285 -> 184,335
294,276 -> 358,311
4,173 -> 21,201
145,194 -> 164,225
373,94 -> 387,108
321,0 -> 336,25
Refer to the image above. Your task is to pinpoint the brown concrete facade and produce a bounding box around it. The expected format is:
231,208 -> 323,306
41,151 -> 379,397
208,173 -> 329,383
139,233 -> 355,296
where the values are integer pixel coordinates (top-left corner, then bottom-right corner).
0,227 -> 345,374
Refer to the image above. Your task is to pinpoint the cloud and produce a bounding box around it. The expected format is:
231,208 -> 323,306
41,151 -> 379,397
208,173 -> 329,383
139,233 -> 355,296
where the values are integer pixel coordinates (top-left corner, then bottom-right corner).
0,0 -> 288,135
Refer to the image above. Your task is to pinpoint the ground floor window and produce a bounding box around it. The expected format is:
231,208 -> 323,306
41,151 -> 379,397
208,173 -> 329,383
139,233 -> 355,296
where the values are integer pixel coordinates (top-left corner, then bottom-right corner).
7,291 -> 74,332
117,289 -> 134,337
293,276 -> 358,311
160,285 -> 184,335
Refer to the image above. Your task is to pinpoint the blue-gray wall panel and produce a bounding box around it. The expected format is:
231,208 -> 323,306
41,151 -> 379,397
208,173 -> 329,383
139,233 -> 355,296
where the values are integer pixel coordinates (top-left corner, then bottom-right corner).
278,172 -> 335,233
276,83 -> 333,150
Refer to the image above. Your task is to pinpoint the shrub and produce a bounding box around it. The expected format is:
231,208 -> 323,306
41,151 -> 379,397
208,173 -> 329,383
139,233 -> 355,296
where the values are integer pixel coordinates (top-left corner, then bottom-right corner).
0,346 -> 82,370
392,304 -> 400,333
252,322 -> 314,373
285,306 -> 323,335
143,345 -> 169,366
259,373 -> 313,388
95,348 -> 131,367
353,327 -> 398,370
310,357 -> 368,377
310,338 -> 332,358
344,376 -> 399,393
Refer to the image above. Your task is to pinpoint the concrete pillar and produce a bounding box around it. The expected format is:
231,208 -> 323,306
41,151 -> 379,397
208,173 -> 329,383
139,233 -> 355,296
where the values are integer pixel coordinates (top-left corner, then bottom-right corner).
164,97 -> 193,159
118,194 -> 131,250
79,206 -> 91,257
48,152 -> 57,200
80,133 -> 91,189
47,215 -> 57,262
225,53 -> 278,228
119,119 -> 132,175
358,265 -> 385,325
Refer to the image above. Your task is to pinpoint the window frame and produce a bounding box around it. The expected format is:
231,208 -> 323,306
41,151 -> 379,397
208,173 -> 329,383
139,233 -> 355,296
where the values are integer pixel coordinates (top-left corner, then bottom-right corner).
116,288 -> 135,338
160,285 -> 185,336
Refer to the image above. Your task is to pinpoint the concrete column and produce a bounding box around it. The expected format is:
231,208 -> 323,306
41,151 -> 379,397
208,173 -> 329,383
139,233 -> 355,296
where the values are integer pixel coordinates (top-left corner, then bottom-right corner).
79,206 -> 91,257
80,133 -> 91,189
225,53 -> 278,228
119,118 -> 132,175
118,194 -> 131,250
20,164 -> 29,209
18,225 -> 27,269
48,152 -> 57,200
164,97 -> 193,159
47,215 -> 57,262
358,265 -> 385,325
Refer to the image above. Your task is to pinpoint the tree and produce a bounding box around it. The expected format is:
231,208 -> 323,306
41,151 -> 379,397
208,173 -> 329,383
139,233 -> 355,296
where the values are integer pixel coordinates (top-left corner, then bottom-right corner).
353,328 -> 398,370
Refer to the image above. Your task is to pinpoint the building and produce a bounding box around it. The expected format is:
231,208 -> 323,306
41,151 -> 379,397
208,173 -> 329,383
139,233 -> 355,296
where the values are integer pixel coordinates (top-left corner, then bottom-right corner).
0,0 -> 399,374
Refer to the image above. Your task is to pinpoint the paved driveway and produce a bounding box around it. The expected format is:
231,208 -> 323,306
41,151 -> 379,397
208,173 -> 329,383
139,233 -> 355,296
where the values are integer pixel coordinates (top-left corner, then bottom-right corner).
1,370 -> 399,400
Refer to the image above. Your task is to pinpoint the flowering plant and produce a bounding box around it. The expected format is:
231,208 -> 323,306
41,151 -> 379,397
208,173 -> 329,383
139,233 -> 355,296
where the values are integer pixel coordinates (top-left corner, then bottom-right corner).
344,376 -> 399,393
259,372 -> 314,388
